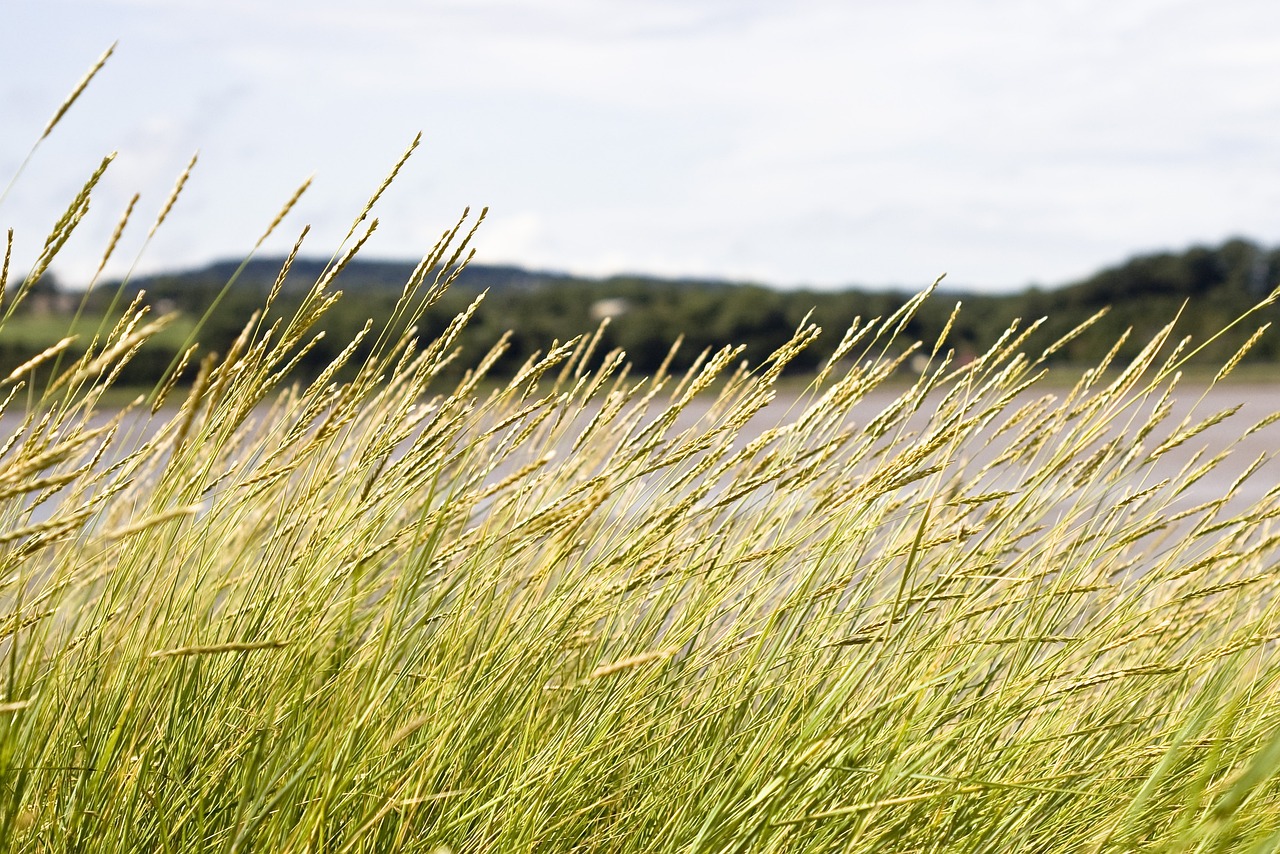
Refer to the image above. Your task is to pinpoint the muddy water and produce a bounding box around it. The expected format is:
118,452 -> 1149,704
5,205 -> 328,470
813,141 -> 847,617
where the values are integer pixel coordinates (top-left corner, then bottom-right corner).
663,381 -> 1280,518
2,382 -> 1278,529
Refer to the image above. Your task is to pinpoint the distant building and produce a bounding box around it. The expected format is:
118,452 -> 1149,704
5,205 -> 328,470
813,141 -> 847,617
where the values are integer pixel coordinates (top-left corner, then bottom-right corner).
589,297 -> 631,322
18,274 -> 75,315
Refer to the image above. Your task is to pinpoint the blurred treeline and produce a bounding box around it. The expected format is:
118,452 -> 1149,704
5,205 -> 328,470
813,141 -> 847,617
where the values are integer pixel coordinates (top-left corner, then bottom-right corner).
4,237 -> 1278,389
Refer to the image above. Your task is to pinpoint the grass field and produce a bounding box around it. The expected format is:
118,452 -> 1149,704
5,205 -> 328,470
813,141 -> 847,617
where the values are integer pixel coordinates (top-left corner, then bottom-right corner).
3,55 -> 1280,853
0,311 -> 195,350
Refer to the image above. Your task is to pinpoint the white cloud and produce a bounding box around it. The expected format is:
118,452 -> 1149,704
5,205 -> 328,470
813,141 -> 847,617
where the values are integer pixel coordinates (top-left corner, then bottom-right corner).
5,0 -> 1280,290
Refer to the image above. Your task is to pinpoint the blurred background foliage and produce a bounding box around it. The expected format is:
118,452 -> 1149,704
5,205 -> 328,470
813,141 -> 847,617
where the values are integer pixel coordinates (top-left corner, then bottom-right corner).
5,237 -> 1278,389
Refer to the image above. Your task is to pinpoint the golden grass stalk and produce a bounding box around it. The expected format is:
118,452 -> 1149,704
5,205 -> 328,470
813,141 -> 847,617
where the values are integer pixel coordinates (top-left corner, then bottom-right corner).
146,640 -> 290,658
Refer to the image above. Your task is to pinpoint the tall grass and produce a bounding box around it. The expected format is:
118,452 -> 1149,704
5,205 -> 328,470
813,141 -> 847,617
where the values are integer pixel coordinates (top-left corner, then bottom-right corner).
4,61 -> 1280,853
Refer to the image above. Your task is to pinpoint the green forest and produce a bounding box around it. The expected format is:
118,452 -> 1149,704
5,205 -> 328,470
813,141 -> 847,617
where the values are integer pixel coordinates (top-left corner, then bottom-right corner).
5,236 -> 1278,389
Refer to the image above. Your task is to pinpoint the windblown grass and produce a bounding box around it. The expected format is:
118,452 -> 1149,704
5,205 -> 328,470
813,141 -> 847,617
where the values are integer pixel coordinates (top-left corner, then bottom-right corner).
4,60 -> 1280,854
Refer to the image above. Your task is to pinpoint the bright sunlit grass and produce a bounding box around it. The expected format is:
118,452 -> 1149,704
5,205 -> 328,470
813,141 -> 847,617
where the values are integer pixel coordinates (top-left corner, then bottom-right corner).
2,53 -> 1280,853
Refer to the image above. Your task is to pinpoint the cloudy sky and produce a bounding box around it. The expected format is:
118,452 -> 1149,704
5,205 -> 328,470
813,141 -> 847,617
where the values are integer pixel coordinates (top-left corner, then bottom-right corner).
4,0 -> 1280,291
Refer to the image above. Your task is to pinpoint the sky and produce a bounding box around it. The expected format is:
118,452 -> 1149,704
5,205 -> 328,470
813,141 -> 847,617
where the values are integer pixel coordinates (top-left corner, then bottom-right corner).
4,0 -> 1280,292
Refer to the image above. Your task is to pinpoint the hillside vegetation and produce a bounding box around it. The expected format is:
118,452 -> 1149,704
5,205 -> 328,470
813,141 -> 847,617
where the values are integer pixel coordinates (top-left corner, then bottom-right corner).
8,238 -> 1280,388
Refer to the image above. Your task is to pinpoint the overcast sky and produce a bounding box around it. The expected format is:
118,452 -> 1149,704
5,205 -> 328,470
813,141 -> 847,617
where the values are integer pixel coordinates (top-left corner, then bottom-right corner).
5,0 -> 1280,291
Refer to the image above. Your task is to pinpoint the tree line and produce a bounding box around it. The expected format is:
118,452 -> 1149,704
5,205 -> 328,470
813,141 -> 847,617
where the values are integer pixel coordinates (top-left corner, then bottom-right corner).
4,238 -> 1278,389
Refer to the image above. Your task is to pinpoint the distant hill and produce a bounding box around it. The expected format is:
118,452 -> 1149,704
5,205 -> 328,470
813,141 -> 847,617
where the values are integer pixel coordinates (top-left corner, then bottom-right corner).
118,236 -> 1280,306
6,237 -> 1277,388
124,258 -> 564,295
